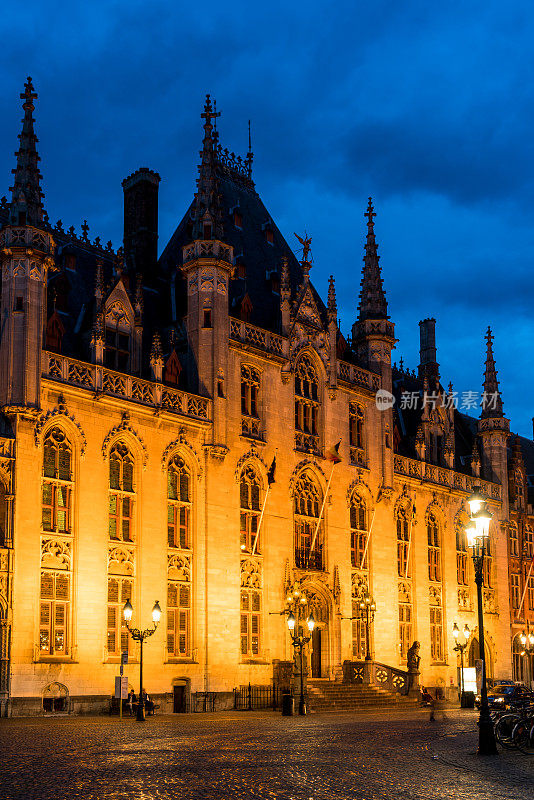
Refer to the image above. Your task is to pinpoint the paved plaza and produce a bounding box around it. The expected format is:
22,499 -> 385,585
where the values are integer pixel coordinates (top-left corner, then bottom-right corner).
0,708 -> 533,800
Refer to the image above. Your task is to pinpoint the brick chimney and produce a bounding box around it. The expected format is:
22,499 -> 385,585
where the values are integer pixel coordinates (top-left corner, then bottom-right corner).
122,167 -> 160,283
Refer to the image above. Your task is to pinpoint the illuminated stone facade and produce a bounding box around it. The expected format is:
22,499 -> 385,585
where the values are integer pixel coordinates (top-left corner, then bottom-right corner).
0,80 -> 532,716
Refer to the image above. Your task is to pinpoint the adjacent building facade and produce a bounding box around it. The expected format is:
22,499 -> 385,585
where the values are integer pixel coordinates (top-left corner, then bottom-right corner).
0,80 -> 532,715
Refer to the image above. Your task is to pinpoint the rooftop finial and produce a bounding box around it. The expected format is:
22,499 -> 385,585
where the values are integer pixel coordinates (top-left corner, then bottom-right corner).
294,231 -> 312,280
357,197 -> 388,322
9,76 -> 45,226
192,95 -> 223,241
481,326 -> 504,419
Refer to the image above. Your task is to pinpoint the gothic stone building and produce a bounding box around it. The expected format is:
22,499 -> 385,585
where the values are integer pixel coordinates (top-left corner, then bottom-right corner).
0,79 -> 532,715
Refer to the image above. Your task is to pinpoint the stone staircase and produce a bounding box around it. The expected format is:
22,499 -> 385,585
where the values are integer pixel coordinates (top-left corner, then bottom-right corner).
307,679 -> 420,712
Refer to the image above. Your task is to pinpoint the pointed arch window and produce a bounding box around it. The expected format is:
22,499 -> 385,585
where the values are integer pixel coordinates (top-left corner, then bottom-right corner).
525,526 -> 534,559
42,428 -> 72,534
240,466 -> 262,554
482,537 -> 493,589
294,472 -> 324,571
350,494 -> 368,570
107,576 -> 133,656
109,443 -> 134,542
39,571 -> 70,656
349,403 -> 366,466
167,456 -> 192,550
509,523 -> 519,557
427,513 -> 441,582
241,365 -> 262,439
294,355 -> 321,455
511,572 -> 520,610
456,526 -> 468,586
396,507 -> 411,578
167,581 -> 191,657
105,304 -> 131,371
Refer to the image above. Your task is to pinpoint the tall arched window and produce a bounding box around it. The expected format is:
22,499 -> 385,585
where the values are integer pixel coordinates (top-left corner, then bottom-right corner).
294,355 -> 320,454
109,443 -> 134,542
240,466 -> 262,554
105,303 -> 131,371
427,513 -> 441,582
241,365 -> 261,439
349,403 -> 365,465
167,456 -> 191,549
482,537 -> 493,588
396,507 -> 411,578
509,523 -> 519,557
42,428 -> 72,533
0,484 -> 6,547
294,471 -> 324,570
350,494 -> 367,569
456,525 -> 468,585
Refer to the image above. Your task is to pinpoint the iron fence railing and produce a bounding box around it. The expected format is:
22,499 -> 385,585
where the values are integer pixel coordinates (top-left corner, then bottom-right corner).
234,684 -> 283,710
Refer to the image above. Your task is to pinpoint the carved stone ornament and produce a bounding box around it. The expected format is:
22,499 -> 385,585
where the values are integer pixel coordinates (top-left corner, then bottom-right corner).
234,443 -> 267,481
204,444 -> 229,461
161,428 -> 203,477
41,538 -> 71,570
168,553 -> 191,582
346,476 -> 373,507
457,588 -> 470,609
333,565 -> 341,604
394,485 -> 414,519
289,458 -> 326,497
241,558 -> 262,589
102,411 -> 148,467
34,395 -> 87,457
351,571 -> 369,600
398,580 -> 411,604
429,585 -> 442,606
108,545 -> 135,576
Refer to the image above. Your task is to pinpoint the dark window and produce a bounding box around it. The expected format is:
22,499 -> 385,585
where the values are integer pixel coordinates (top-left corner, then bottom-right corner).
203,310 -> 212,328
105,328 -> 130,371
15,296 -> 23,312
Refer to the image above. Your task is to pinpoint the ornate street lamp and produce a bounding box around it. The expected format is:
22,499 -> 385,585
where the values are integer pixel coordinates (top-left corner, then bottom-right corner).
287,609 -> 315,715
465,488 -> 497,755
452,622 -> 470,706
123,599 -> 162,722
359,593 -> 376,662
519,624 -> 534,685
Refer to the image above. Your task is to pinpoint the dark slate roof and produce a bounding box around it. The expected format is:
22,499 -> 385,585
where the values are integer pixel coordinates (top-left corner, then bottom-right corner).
159,170 -> 328,334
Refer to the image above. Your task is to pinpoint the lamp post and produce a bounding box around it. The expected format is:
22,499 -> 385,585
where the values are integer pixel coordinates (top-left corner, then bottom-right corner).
520,624 -> 534,687
287,609 -> 315,715
452,622 -> 470,706
359,592 -> 376,662
123,599 -> 162,722
465,487 -> 498,755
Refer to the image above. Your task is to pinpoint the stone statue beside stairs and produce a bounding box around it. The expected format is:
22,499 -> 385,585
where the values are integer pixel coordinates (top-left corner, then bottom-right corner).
406,641 -> 421,697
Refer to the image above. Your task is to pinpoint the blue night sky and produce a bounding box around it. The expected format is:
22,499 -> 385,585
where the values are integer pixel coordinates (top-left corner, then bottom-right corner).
1,1 -> 533,436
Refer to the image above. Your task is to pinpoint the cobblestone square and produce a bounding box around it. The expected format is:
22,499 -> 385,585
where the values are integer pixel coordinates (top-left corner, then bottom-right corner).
1,709 -> 533,800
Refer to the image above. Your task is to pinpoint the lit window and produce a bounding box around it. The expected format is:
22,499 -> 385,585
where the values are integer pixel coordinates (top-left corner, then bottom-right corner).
456,526 -> 468,586
427,514 -> 441,583
294,355 -> 320,455
167,582 -> 191,657
349,403 -> 365,465
350,495 -> 367,570
42,429 -> 72,534
108,444 -> 134,542
167,456 -> 191,549
430,606 -> 443,662
399,602 -> 412,661
511,573 -> 520,610
241,589 -> 261,656
509,524 -> 519,557
107,577 -> 133,656
294,471 -> 324,571
241,365 -> 261,438
240,466 -> 262,554
39,571 -> 70,656
396,507 -> 411,578
352,600 -> 367,659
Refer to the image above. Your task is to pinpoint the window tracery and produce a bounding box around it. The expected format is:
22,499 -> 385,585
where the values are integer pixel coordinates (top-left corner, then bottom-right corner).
240,466 -> 262,554
294,471 -> 324,570
42,428 -> 72,534
167,455 -> 191,549
241,365 -> 262,439
108,443 -> 134,542
350,494 -> 367,570
349,403 -> 365,466
294,355 -> 321,455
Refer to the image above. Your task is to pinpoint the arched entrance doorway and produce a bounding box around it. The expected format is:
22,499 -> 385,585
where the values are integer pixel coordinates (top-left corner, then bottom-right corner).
171,677 -> 190,712
303,586 -> 330,679
468,637 -> 493,679
42,682 -> 68,713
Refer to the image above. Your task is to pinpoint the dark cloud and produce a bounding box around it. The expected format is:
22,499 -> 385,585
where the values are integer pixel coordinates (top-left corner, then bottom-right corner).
0,0 -> 533,434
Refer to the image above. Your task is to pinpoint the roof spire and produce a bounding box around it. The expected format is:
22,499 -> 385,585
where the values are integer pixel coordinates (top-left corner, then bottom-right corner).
481,326 -> 504,418
245,119 -> 254,178
9,76 -> 45,226
357,197 -> 388,322
327,275 -> 337,322
191,94 -> 223,241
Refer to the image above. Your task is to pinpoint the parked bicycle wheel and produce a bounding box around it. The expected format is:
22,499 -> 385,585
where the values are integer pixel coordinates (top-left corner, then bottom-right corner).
512,719 -> 534,755
494,714 -> 520,749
